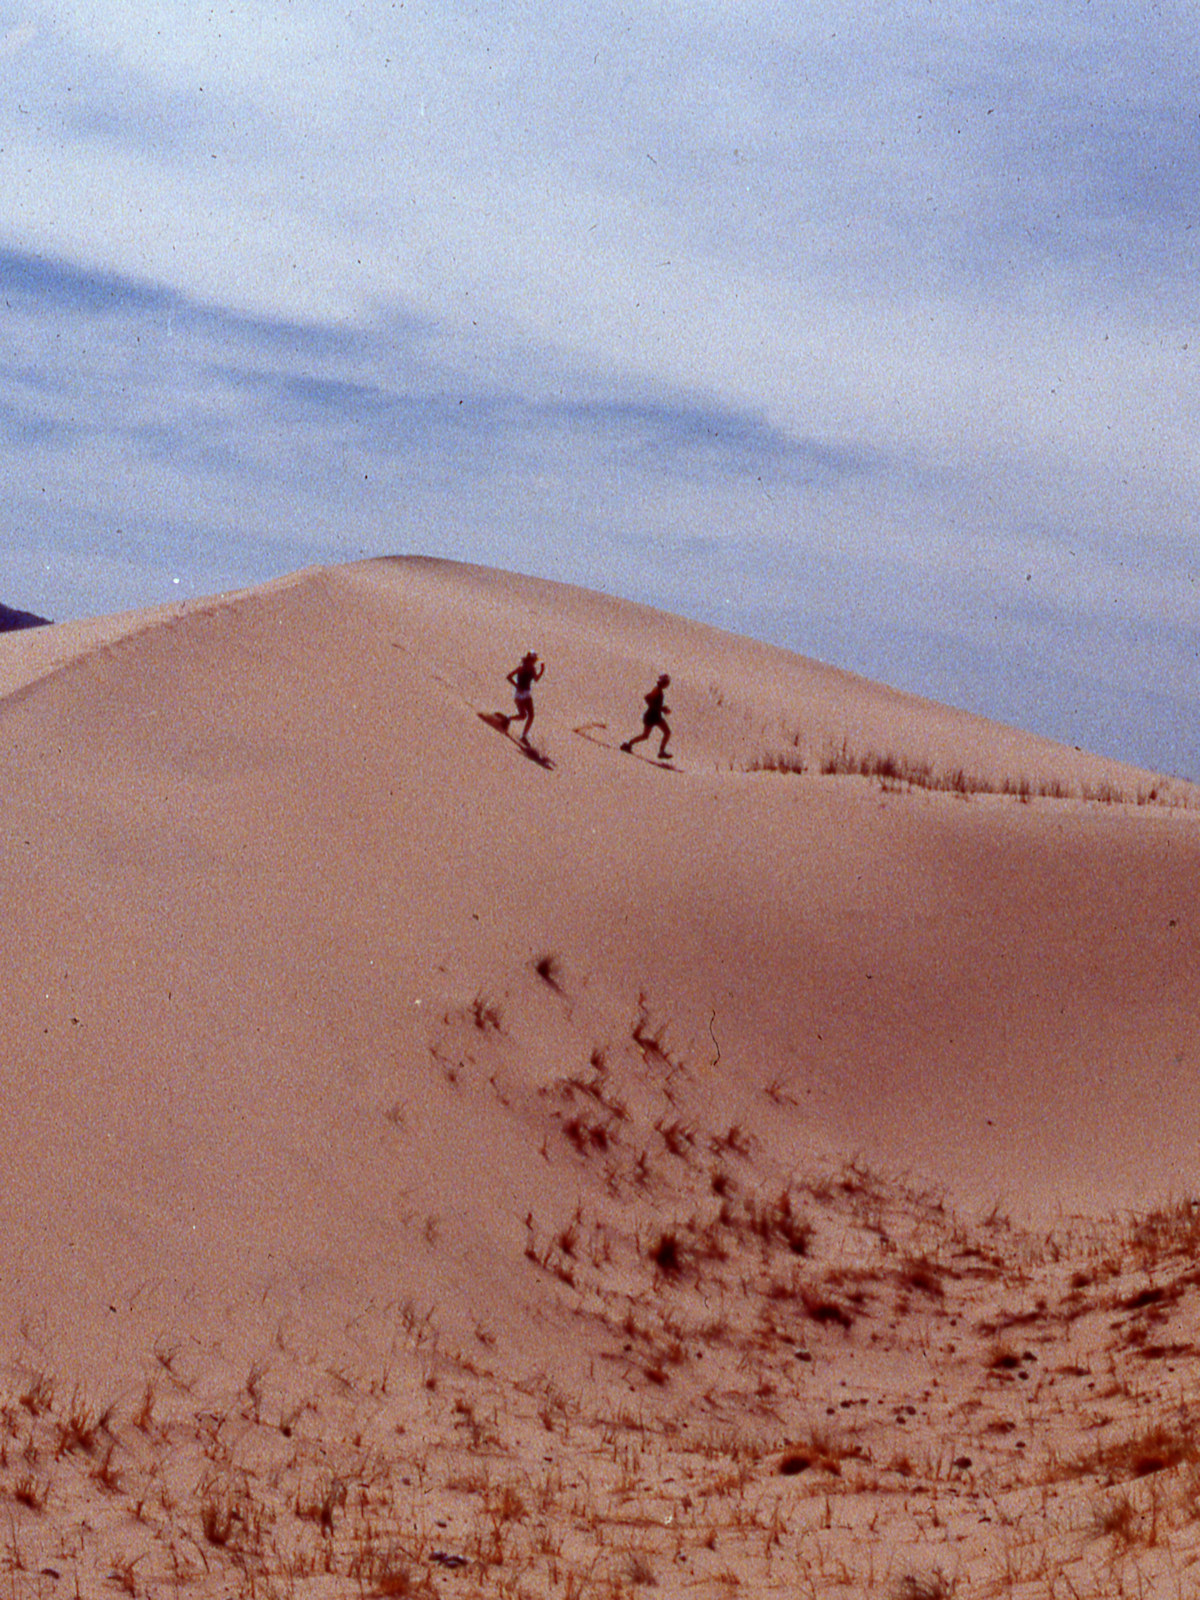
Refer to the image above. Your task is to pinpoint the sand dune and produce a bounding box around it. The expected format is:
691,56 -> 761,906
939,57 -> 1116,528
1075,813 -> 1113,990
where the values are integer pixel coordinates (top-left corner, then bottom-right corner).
0,556 -> 1197,1597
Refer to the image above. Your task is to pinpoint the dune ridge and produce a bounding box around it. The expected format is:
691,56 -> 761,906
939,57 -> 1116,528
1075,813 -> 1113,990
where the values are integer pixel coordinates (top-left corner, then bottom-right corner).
0,555 -> 1197,1597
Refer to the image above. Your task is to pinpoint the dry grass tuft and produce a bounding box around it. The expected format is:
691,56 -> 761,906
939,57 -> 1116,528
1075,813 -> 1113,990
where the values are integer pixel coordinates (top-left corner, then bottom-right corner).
18,1373 -> 53,1418
469,994 -> 504,1032
534,951 -> 565,993
647,1230 -> 685,1276
895,1573 -> 956,1600
746,731 -> 1195,810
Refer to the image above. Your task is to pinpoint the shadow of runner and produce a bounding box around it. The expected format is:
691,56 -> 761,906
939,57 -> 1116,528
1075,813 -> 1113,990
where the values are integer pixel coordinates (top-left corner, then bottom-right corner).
571,723 -> 677,770
477,711 -> 555,769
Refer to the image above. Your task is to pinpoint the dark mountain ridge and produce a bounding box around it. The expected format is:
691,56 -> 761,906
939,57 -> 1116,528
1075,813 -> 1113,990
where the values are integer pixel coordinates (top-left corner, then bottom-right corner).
0,603 -> 51,632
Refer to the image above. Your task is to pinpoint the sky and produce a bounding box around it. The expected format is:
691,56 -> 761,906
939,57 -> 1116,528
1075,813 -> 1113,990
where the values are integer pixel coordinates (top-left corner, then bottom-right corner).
0,1 -> 1197,777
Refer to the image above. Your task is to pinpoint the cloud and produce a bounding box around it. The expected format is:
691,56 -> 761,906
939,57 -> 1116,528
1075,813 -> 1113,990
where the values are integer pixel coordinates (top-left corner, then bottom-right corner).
0,245 -> 177,317
1,242 -> 860,480
0,243 -> 867,594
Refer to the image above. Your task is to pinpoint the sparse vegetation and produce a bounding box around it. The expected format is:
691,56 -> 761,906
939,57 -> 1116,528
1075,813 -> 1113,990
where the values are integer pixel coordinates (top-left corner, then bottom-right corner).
18,1373 -> 53,1418
533,951 -> 565,992
3,982 -> 1199,1598
647,1228 -> 685,1276
10,1473 -> 49,1512
745,732 -> 1196,808
469,993 -> 504,1032
895,1573 -> 957,1600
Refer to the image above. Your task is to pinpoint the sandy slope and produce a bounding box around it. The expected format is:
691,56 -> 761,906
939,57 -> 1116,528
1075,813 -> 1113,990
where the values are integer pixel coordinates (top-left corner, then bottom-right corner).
0,555 -> 1197,1598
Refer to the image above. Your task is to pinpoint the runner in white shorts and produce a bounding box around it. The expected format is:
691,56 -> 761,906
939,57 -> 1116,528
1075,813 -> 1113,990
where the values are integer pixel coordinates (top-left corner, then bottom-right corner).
506,651 -> 545,744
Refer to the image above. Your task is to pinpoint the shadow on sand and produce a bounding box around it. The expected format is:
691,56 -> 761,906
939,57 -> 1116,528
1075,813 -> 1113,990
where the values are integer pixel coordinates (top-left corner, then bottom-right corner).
571,722 -> 676,770
478,711 -> 555,769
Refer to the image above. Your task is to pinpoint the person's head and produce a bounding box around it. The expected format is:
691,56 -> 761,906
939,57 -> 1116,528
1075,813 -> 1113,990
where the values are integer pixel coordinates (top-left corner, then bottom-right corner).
658,673 -> 670,687
524,651 -> 538,665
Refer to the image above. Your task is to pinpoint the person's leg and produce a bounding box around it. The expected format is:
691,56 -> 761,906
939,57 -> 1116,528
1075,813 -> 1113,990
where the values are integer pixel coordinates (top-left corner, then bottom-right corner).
657,716 -> 672,758
621,723 -> 651,752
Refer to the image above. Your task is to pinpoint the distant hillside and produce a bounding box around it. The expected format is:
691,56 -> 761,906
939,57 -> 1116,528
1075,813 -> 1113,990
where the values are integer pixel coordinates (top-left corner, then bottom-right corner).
0,602 -> 51,632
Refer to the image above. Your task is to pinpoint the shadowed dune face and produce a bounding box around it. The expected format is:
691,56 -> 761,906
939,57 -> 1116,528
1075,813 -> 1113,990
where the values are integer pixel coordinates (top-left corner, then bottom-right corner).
0,557 -> 1198,1595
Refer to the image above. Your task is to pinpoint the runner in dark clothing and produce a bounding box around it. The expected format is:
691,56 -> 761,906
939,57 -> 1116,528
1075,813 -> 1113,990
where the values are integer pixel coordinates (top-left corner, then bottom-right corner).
506,651 -> 544,744
620,673 -> 672,760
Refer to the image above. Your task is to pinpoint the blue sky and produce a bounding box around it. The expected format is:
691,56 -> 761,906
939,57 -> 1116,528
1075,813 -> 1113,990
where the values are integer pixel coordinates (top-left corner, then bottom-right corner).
1,1 -> 1197,776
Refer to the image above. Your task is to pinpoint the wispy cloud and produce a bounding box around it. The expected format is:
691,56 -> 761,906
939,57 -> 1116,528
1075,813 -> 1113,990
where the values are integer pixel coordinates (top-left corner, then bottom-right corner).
0,242 -> 867,614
